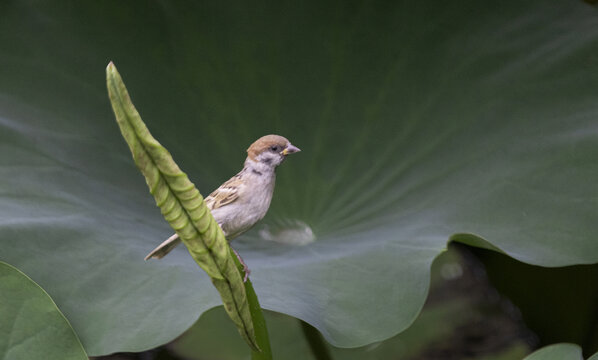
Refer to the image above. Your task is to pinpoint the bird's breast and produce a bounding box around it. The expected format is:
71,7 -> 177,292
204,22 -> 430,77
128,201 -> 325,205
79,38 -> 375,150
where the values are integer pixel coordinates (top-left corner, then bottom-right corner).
212,173 -> 276,240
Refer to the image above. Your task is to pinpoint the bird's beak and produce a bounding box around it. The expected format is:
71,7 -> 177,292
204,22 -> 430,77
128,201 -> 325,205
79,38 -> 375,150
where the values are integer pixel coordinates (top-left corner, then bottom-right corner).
281,144 -> 301,156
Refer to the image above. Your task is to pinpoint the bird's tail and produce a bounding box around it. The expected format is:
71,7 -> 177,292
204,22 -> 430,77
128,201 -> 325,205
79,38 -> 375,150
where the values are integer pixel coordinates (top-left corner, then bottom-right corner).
144,233 -> 182,260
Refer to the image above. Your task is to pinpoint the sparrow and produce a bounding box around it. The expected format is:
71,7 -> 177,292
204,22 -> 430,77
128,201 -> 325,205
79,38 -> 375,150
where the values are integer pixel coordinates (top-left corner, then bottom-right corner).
144,134 -> 301,280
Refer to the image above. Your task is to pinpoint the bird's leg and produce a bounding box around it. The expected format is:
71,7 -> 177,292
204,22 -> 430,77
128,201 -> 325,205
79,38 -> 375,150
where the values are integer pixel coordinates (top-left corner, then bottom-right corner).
231,247 -> 251,282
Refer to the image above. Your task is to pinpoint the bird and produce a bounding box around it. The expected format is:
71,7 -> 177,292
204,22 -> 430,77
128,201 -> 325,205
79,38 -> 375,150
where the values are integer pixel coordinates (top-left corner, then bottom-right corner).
144,134 -> 301,280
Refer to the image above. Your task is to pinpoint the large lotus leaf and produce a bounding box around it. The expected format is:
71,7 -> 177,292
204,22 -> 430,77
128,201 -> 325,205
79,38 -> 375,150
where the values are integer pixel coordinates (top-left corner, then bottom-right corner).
1,0 -> 597,356
173,247 -> 533,360
0,262 -> 87,360
173,304 -> 530,360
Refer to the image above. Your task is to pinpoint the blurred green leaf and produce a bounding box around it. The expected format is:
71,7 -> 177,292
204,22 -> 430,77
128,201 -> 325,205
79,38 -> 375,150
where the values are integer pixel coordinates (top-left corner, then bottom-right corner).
174,296 -> 531,360
1,0 -> 597,356
0,262 -> 87,360
522,344 -> 582,360
472,247 -> 598,355
172,246 -> 533,360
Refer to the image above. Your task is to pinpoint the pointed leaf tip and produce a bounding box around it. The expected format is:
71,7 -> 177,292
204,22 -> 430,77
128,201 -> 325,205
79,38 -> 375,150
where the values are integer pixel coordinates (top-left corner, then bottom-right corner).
106,62 -> 118,78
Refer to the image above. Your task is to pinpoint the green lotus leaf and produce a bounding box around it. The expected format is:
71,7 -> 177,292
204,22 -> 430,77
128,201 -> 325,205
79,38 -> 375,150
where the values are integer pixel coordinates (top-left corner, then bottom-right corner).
523,344 -> 583,360
1,0 -> 597,356
0,262 -> 87,360
173,247 -> 533,360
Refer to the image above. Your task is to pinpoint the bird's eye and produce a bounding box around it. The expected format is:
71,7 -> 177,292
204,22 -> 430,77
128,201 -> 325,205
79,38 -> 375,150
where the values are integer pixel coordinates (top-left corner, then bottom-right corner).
270,145 -> 280,152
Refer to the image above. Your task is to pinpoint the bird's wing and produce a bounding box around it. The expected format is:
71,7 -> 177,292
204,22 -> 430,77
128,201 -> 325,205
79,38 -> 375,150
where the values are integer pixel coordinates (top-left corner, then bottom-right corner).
204,174 -> 244,210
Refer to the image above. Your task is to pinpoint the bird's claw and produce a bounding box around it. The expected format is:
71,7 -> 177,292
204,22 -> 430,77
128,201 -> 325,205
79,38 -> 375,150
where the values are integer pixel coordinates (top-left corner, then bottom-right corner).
242,264 -> 251,282
232,247 -> 251,282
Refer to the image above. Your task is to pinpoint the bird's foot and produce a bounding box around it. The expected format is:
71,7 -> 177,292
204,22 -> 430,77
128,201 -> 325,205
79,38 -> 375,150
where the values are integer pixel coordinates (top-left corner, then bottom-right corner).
232,247 -> 251,282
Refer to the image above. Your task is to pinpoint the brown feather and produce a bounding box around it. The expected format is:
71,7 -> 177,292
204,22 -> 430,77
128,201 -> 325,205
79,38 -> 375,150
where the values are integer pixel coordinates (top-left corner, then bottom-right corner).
246,134 -> 289,161
204,174 -> 244,210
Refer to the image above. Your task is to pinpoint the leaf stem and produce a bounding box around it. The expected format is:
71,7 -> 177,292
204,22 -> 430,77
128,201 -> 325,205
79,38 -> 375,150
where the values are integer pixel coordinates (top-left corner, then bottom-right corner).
300,320 -> 333,360
230,248 -> 272,360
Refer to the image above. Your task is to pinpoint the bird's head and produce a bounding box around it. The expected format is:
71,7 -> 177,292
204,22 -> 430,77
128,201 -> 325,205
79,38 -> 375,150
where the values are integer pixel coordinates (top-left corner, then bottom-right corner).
246,134 -> 301,169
